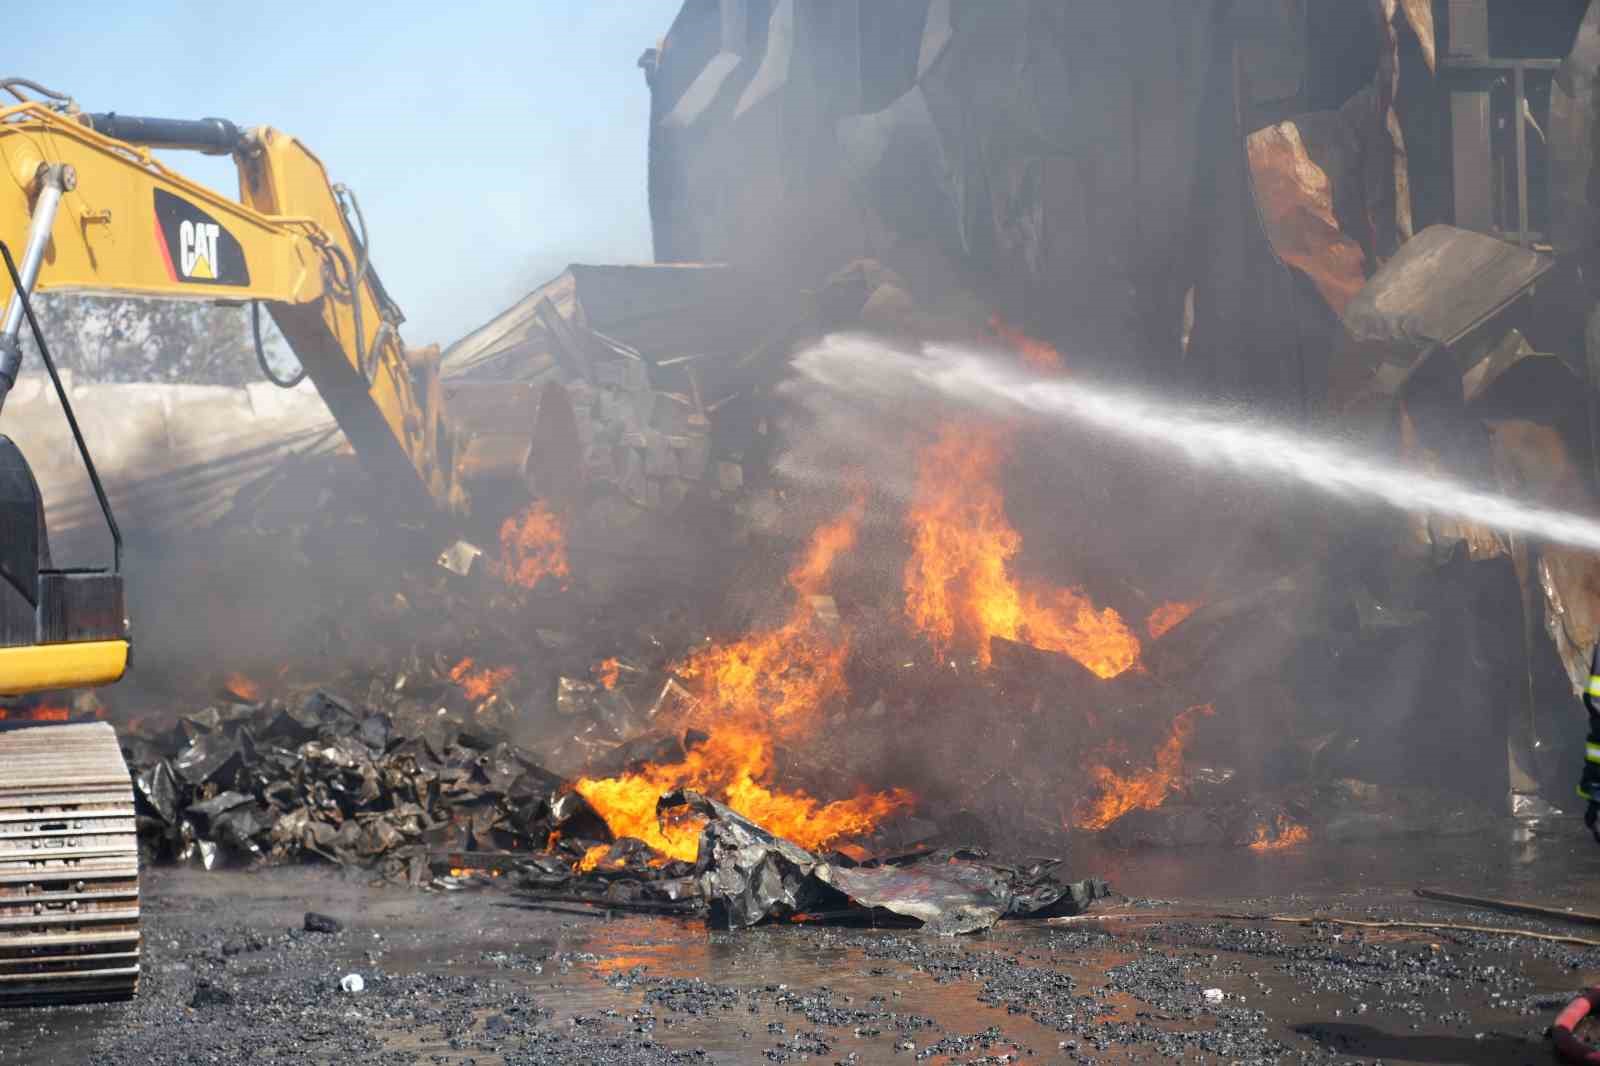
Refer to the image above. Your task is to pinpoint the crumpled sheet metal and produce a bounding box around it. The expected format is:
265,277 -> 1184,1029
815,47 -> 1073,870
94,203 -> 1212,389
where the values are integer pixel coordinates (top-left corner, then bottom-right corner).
659,788 -> 833,929
815,860 -> 1006,935
1247,118 -> 1369,317
661,790 -> 1108,934
817,853 -> 1109,936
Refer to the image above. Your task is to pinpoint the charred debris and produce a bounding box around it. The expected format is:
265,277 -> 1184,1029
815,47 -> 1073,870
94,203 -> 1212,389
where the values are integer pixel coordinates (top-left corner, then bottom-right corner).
121,685 -> 1108,934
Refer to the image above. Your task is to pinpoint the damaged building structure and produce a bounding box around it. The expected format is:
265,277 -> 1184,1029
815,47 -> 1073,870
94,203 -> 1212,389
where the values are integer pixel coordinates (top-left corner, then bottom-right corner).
626,0 -> 1600,820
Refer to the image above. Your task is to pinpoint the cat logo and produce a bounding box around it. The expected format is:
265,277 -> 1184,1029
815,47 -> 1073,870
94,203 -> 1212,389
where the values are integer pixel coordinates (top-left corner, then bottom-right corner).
153,188 -> 250,287
179,220 -> 221,279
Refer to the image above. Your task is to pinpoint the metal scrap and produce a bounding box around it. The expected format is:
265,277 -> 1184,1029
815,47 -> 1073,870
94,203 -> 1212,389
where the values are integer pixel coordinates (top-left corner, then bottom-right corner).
658,790 -> 1107,934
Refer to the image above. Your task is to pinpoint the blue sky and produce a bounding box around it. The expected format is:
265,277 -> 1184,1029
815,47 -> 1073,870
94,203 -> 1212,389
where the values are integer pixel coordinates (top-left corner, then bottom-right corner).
15,0 -> 682,345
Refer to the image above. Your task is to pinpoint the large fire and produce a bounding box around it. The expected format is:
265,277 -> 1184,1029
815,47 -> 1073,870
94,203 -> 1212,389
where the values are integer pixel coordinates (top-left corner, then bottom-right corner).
574,499 -> 912,861
1075,704 -> 1215,830
498,501 -> 570,590
903,423 -> 1141,677
449,658 -> 515,701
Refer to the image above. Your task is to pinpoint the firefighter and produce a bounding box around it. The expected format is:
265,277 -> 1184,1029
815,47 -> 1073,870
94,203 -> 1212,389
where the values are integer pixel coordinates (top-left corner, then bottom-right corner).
1582,644 -> 1600,843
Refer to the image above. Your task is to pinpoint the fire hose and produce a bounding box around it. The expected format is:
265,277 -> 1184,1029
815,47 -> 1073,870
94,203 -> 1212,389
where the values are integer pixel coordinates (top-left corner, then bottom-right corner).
1553,989 -> 1600,1064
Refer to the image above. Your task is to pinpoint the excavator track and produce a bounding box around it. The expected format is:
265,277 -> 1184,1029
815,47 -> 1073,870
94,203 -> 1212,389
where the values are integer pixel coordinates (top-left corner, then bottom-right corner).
0,722 -> 138,1005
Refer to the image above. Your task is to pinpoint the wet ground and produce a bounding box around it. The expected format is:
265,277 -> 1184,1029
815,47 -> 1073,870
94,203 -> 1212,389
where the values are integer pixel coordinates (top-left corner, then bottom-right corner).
9,823 -> 1600,1065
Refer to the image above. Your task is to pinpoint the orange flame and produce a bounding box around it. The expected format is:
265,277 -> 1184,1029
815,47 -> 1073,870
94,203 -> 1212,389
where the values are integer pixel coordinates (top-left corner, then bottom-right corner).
498,501 -> 571,590
224,673 -> 261,701
989,313 -> 1064,372
577,843 -> 611,873
575,499 -> 912,861
1248,815 -> 1310,851
577,724 -> 912,863
787,494 -> 864,597
1146,601 -> 1199,640
595,658 -> 622,691
449,658 -> 515,701
903,423 -> 1140,676
0,704 -> 70,722
1075,704 -> 1215,830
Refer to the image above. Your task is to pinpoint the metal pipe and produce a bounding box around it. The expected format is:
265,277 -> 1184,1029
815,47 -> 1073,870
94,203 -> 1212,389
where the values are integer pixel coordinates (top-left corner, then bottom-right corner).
0,164 -> 72,415
1515,63 -> 1530,247
82,113 -> 241,156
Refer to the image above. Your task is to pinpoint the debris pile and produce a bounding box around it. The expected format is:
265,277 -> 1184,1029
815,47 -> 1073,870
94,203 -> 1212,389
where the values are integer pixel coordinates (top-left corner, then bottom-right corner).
120,688 -> 1108,934
126,690 -> 571,885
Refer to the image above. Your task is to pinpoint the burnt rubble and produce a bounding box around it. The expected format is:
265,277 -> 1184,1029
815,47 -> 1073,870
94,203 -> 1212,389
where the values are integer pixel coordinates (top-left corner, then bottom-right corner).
120,688 -> 1109,934
126,689 -> 573,885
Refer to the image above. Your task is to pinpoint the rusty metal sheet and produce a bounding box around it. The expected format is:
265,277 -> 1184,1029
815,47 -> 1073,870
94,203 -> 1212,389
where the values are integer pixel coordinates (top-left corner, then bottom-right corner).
1342,225 -> 1555,350
1247,119 -> 1369,316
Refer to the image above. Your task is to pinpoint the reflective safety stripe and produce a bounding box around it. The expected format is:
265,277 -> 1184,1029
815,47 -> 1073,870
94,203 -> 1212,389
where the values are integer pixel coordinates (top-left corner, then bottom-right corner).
1589,743 -> 1600,763
1581,784 -> 1595,800
1588,675 -> 1600,697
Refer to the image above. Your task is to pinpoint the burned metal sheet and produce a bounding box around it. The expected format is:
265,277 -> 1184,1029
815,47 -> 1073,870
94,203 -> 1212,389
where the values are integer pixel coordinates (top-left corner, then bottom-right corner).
659,788 -> 835,928
814,859 -> 1009,935
1342,226 -> 1555,351
660,791 -> 1106,933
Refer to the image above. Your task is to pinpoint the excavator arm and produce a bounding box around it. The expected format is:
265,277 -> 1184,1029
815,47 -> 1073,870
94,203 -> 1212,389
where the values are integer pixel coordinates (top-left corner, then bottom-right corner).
0,96 -> 464,519
0,84 -> 583,702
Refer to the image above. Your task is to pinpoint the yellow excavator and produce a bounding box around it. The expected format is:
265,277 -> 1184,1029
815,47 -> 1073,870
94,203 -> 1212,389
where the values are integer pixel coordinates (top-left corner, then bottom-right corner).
0,78 -> 578,1003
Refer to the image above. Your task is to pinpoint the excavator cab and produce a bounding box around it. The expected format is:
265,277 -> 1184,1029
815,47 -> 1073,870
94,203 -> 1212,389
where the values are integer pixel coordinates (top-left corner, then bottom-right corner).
0,436 -> 128,693
0,239 -> 139,1006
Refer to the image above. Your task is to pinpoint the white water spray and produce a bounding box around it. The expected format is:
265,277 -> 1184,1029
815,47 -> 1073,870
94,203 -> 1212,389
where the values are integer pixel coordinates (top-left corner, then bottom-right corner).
792,335 -> 1600,553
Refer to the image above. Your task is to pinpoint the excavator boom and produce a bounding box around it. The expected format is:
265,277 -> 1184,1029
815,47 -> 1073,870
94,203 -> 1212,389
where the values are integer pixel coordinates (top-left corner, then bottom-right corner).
0,97 -> 463,517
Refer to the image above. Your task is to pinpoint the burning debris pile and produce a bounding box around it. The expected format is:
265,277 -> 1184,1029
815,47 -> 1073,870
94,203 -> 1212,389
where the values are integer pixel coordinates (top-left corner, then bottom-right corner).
118,676 -> 1108,933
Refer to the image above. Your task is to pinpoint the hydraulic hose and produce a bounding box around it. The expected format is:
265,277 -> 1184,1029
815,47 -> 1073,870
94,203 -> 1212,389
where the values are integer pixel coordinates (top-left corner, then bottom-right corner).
0,77 -> 72,104
251,301 -> 306,388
